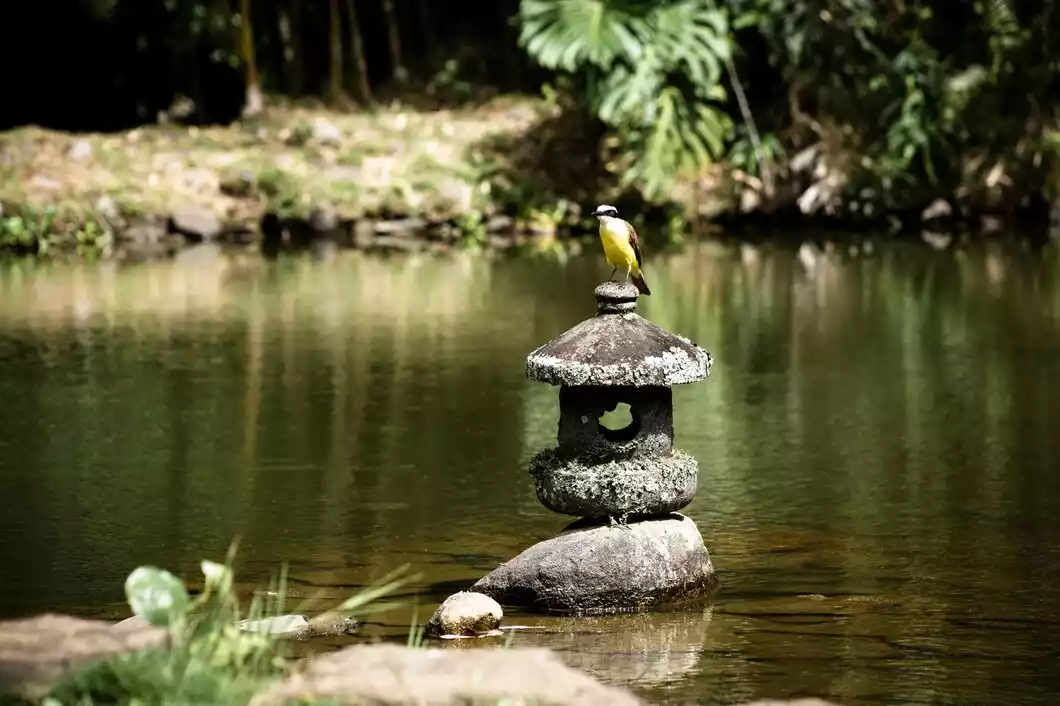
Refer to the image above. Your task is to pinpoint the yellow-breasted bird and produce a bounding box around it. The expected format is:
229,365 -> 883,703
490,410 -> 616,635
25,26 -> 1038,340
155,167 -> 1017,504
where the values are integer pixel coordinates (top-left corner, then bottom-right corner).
590,204 -> 651,296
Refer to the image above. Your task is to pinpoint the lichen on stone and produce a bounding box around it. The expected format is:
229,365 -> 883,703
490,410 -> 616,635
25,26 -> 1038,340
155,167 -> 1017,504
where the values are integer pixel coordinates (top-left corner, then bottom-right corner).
529,446 -> 698,518
525,311 -> 712,388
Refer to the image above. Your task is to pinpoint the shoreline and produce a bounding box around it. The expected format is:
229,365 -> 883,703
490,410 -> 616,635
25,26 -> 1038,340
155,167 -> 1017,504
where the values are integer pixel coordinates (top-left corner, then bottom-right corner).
2,96 -> 1057,263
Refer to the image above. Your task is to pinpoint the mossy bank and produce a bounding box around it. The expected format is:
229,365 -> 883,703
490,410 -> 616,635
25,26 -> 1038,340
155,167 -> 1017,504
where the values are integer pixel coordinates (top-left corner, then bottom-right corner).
0,95 -> 595,262
3,94 -> 1057,263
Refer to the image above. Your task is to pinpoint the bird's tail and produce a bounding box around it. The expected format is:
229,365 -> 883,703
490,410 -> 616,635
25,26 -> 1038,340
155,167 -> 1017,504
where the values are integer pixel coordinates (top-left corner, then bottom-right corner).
631,272 -> 651,296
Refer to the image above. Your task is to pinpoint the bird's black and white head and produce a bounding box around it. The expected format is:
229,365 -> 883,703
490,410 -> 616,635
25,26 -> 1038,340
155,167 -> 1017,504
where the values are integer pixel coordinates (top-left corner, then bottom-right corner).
591,204 -> 619,220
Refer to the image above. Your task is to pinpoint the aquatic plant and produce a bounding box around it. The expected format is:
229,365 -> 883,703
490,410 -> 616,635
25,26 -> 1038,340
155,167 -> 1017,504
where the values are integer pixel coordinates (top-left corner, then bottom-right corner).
40,547 -> 413,706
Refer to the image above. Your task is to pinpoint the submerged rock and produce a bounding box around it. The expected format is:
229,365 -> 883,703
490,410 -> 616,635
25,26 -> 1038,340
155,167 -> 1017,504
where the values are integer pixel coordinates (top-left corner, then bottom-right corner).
471,513 -> 716,614
239,613 -> 358,639
426,592 -> 503,637
737,695 -> 843,699
307,613 -> 359,637
530,447 -> 697,519
0,614 -> 167,699
239,614 -> 311,638
249,644 -> 643,706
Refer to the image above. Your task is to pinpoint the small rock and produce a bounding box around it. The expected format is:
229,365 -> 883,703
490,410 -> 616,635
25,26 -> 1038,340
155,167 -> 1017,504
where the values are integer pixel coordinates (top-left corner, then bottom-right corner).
239,614 -> 312,639
921,198 -> 952,222
120,218 -> 166,244
308,205 -> 339,234
311,120 -> 343,145
471,513 -> 717,614
740,188 -> 762,213
485,214 -> 514,233
373,218 -> 428,236
426,592 -> 503,638
219,171 -> 255,198
169,205 -> 222,242
93,195 -> 120,224
67,139 -> 93,161
248,644 -> 643,706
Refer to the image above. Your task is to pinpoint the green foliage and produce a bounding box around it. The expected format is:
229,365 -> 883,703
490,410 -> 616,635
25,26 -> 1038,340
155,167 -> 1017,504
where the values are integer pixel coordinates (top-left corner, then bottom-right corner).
731,0 -> 1060,211
43,552 -> 414,706
454,211 -> 488,248
0,206 -> 110,259
519,0 -> 734,200
6,0 -> 1059,232
516,0 -> 1058,215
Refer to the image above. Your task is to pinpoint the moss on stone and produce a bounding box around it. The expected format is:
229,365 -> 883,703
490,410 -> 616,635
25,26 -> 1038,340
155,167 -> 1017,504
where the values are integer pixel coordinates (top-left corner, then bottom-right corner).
529,446 -> 698,519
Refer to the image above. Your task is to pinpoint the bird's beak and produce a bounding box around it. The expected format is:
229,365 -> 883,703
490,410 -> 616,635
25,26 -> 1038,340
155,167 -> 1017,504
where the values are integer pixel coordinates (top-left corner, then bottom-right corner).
590,209 -> 601,217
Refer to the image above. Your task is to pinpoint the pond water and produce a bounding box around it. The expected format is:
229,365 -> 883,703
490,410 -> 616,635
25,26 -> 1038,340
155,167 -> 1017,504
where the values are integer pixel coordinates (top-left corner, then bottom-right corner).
1,238 -> 1059,705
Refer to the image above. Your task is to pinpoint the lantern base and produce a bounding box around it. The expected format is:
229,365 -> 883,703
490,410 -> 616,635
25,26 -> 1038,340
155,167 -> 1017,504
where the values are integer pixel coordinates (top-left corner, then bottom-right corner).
470,513 -> 717,614
529,447 -> 698,519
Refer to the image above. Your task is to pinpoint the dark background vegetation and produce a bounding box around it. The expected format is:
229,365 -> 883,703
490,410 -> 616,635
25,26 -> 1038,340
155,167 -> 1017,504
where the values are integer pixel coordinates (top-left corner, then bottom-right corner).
3,0 -> 1059,227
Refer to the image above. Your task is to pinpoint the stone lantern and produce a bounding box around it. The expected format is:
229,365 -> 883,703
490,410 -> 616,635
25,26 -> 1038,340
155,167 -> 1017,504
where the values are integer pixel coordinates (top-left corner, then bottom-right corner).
472,282 -> 717,614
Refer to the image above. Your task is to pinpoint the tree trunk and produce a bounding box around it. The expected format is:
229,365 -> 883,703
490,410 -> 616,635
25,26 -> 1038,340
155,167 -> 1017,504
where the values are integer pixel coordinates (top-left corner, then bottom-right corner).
345,0 -> 372,102
279,0 -> 304,95
417,0 -> 434,66
381,0 -> 405,83
328,0 -> 345,103
239,0 -> 264,117
723,53 -> 773,202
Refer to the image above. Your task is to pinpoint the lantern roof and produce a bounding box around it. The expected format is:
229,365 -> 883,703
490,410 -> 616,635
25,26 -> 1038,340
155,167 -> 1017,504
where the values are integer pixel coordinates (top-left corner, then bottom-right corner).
525,282 -> 712,387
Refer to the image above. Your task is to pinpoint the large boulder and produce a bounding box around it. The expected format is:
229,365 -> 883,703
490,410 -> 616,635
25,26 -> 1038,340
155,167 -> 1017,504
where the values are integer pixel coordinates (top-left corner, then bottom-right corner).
471,513 -> 717,614
530,447 -> 698,519
250,644 -> 643,706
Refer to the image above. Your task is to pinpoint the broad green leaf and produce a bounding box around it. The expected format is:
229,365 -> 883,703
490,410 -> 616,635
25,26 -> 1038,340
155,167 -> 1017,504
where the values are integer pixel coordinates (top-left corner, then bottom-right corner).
124,566 -> 189,627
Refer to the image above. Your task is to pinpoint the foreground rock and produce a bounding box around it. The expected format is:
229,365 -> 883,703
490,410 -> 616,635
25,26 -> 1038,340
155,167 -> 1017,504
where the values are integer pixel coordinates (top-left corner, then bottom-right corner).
0,614 -> 167,699
426,591 -> 503,637
250,644 -> 643,706
531,447 -> 698,518
472,513 -> 717,614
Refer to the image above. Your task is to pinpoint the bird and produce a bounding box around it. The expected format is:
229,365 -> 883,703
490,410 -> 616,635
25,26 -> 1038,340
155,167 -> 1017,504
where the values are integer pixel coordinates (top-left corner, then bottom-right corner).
590,204 -> 651,295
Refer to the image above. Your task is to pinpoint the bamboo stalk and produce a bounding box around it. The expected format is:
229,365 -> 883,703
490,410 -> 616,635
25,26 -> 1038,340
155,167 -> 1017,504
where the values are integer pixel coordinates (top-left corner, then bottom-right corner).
329,0 -> 345,102
345,0 -> 372,102
238,0 -> 264,116
381,0 -> 406,83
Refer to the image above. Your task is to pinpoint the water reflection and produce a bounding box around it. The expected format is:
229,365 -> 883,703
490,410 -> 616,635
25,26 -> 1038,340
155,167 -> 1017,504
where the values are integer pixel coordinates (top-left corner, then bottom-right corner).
0,238 -> 1059,705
